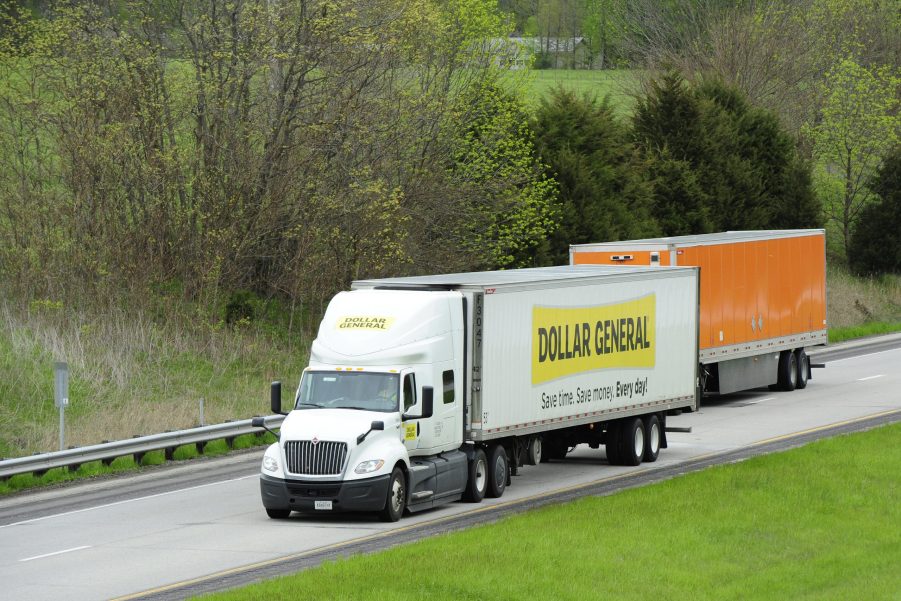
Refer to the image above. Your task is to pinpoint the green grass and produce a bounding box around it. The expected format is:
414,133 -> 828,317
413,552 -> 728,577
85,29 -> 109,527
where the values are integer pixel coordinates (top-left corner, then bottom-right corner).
197,423 -> 901,601
521,69 -> 638,112
829,321 -> 901,343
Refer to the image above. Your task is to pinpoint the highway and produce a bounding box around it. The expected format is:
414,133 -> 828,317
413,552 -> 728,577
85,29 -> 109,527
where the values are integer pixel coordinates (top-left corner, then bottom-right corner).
0,337 -> 899,601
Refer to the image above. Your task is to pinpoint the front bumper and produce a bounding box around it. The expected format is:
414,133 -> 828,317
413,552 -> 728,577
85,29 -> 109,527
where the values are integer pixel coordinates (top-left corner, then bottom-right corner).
260,473 -> 391,513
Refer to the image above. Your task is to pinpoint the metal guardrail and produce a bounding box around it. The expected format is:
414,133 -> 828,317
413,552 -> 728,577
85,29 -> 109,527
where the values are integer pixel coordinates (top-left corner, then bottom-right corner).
0,414 -> 284,480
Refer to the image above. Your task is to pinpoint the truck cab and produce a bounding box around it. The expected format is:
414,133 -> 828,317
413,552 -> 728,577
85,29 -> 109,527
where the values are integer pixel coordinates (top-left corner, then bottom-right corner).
257,289 -> 470,521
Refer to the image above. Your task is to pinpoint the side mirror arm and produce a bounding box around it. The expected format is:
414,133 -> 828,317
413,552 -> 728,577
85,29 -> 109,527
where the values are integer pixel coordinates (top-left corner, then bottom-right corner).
251,416 -> 280,440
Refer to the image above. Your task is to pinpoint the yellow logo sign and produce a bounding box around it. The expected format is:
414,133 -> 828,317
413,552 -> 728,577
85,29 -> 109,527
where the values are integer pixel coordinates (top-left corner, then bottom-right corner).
336,316 -> 395,331
532,294 -> 656,385
404,423 -> 417,441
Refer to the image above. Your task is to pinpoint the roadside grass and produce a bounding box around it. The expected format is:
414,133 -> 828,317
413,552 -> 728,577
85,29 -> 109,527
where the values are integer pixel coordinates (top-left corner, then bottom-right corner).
197,422 -> 901,601
0,432 -> 275,496
829,321 -> 901,343
0,297 -> 309,458
826,266 -> 901,339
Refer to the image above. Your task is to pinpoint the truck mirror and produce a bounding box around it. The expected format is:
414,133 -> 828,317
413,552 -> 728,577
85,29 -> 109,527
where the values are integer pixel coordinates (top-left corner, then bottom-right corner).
371,421 -> 384,431
421,387 -> 434,420
271,381 -> 285,415
251,417 -> 265,428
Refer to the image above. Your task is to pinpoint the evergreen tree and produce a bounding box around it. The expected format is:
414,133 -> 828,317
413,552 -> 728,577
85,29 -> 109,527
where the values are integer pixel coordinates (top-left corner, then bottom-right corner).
849,146 -> 901,275
533,87 -> 658,264
632,73 -> 819,236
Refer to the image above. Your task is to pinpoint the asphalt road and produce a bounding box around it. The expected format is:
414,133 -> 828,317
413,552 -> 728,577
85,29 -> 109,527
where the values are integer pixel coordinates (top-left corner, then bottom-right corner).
1,336 -> 899,601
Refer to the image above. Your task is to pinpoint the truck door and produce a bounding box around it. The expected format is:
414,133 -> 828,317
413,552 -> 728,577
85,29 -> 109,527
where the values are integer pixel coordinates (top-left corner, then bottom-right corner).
401,371 -> 420,453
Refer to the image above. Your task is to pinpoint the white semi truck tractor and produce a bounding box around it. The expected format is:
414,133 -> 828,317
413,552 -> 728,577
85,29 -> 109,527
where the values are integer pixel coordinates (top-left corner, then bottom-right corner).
252,265 -> 699,521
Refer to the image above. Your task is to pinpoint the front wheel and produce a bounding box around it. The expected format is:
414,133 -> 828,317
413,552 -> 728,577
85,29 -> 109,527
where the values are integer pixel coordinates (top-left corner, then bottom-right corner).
379,467 -> 406,522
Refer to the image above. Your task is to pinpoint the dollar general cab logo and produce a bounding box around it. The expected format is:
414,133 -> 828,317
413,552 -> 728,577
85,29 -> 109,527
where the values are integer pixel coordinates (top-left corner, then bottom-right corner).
532,294 -> 655,385
336,316 -> 396,331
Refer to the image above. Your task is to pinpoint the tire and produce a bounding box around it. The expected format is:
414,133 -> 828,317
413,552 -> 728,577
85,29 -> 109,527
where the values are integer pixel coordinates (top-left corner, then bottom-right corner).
527,436 -> 542,465
777,350 -> 798,391
379,467 -> 406,522
795,349 -> 809,390
266,508 -> 291,519
605,421 -> 621,465
486,444 -> 508,498
463,448 -> 488,503
643,414 -> 661,463
617,417 -> 644,467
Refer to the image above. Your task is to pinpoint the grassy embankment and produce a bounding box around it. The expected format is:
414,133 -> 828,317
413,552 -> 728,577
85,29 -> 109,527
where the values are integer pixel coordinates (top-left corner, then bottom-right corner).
195,422 -> 901,601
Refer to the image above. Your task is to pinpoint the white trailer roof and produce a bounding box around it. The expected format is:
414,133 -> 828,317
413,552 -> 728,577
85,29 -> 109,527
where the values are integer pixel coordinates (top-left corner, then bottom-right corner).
352,264 -> 694,291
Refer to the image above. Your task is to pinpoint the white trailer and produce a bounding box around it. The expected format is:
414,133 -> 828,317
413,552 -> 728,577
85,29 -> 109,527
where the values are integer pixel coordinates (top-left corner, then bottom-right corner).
254,265 -> 698,521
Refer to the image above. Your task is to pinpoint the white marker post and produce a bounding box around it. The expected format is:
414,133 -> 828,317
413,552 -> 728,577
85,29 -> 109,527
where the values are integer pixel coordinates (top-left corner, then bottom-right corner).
54,362 -> 69,451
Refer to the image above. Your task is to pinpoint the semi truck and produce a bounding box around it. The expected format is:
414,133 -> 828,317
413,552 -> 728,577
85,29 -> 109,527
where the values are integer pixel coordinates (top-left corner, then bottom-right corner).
570,230 -> 828,394
252,265 -> 699,521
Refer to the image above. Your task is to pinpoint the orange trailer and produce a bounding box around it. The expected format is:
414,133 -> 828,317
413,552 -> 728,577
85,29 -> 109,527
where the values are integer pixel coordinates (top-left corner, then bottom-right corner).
570,230 -> 827,395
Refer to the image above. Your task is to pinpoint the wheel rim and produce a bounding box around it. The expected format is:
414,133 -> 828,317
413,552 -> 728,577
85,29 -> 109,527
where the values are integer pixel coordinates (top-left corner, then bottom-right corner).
789,354 -> 798,387
532,438 -> 542,464
633,424 -> 644,460
389,474 -> 404,514
475,458 -> 487,492
649,422 -> 660,455
799,354 -> 808,383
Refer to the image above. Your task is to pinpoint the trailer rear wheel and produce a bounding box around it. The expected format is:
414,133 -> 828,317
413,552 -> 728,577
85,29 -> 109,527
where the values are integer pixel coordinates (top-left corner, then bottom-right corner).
379,467 -> 406,522
527,436 -> 542,465
618,417 -> 644,467
463,448 -> 488,502
266,508 -> 291,519
643,414 -> 661,463
777,350 -> 798,391
486,445 -> 508,498
795,349 -> 809,389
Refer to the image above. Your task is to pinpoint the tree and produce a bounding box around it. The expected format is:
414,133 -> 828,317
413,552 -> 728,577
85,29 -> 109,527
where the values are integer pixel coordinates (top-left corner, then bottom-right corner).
533,87 -> 656,263
806,57 -> 900,259
632,73 -> 819,236
848,146 -> 901,275
0,0 -> 550,308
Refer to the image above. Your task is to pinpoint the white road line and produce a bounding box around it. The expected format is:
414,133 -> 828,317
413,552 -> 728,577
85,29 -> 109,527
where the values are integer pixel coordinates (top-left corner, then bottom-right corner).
0,475 -> 255,530
20,545 -> 91,562
858,375 -> 886,381
746,396 -> 776,405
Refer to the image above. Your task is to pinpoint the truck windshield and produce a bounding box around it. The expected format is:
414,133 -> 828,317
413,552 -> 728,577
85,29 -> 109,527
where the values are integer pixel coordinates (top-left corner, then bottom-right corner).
296,371 -> 400,413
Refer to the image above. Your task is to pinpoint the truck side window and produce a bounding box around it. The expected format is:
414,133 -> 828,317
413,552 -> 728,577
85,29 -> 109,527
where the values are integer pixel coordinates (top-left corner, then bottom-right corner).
403,374 -> 415,411
443,370 -> 454,404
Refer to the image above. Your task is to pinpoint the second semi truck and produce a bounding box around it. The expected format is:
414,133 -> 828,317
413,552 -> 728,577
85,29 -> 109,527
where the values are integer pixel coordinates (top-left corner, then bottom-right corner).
571,230 -> 828,394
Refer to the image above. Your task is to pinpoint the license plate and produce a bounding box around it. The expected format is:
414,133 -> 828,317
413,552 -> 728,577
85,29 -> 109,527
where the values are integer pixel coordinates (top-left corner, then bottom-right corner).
314,500 -> 333,510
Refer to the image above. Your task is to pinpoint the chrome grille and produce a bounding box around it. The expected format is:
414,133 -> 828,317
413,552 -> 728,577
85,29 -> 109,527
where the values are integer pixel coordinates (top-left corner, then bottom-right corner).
284,440 -> 347,475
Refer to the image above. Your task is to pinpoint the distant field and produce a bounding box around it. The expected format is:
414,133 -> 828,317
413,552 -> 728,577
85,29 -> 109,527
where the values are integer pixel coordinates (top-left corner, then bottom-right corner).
522,68 -> 639,112
196,422 -> 901,601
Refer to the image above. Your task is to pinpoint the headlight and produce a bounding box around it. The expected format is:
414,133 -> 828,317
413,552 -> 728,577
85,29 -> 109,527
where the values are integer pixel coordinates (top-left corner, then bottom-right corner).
354,459 -> 385,474
263,455 -> 279,472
